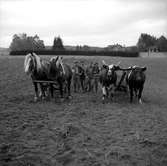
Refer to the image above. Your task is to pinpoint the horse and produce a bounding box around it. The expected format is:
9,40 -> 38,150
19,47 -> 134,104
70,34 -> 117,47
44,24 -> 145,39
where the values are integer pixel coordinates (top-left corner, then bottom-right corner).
24,52 -> 51,101
49,56 -> 73,99
125,66 -> 147,103
99,60 -> 120,103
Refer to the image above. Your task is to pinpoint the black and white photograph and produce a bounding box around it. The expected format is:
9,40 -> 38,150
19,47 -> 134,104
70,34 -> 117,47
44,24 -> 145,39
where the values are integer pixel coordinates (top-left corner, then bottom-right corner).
0,0 -> 167,165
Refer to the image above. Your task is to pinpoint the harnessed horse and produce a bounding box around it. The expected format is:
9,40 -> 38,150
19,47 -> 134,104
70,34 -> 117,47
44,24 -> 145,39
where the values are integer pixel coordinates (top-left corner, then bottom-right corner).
49,56 -> 72,99
24,52 -> 51,101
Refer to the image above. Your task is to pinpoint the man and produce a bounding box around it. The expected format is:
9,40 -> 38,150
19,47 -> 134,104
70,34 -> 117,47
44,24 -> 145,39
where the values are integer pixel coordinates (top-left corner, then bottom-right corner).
92,62 -> 100,93
79,61 -> 86,92
85,62 -> 93,92
72,61 -> 80,92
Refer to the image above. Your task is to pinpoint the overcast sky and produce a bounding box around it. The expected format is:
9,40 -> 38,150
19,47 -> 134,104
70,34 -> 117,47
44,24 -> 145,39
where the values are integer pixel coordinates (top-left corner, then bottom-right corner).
0,0 -> 167,47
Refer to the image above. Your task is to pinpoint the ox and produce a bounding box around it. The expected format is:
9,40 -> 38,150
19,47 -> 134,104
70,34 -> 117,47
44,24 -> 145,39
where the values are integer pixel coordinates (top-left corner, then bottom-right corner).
99,60 -> 120,103
125,66 -> 147,103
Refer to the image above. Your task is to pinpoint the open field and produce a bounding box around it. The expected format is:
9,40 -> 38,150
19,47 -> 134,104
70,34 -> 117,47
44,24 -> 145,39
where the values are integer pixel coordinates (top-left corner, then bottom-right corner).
0,55 -> 167,166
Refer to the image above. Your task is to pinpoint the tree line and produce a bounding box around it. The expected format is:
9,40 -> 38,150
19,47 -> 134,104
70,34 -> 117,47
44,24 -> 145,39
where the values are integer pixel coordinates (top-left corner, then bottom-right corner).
10,34 -> 64,51
9,33 -> 167,52
137,33 -> 167,52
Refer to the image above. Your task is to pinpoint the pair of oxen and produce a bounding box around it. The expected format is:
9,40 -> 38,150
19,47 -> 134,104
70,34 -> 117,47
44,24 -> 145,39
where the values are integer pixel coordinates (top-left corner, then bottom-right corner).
99,60 -> 147,104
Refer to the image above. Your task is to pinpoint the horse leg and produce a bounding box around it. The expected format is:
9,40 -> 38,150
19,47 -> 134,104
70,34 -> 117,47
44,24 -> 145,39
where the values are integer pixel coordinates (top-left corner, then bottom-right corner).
32,81 -> 39,102
39,83 -> 46,100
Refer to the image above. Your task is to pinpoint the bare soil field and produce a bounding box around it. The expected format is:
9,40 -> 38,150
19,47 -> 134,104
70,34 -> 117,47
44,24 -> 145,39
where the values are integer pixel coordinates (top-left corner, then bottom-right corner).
0,55 -> 167,166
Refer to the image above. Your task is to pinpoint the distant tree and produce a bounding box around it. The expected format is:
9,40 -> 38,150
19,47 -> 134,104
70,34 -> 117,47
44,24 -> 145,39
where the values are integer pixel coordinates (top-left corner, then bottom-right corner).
76,45 -> 82,51
82,45 -> 90,51
137,33 -> 157,51
52,36 -> 65,50
156,35 -> 167,51
10,33 -> 45,51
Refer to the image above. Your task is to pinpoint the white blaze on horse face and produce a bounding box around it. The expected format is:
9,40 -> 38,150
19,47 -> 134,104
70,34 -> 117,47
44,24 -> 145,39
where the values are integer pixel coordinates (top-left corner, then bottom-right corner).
102,86 -> 107,96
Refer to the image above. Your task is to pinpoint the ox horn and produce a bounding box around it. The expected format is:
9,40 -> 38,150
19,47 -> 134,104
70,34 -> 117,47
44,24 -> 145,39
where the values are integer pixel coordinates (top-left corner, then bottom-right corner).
116,61 -> 121,66
114,61 -> 121,67
102,60 -> 108,66
141,66 -> 147,71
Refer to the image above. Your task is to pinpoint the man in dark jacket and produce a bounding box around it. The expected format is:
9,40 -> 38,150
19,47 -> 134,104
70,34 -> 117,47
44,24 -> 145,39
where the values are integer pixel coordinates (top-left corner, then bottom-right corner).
79,61 -> 86,92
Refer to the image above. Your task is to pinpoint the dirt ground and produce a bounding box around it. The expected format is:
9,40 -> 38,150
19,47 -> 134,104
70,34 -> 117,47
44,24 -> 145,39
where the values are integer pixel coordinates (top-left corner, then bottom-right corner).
0,55 -> 167,166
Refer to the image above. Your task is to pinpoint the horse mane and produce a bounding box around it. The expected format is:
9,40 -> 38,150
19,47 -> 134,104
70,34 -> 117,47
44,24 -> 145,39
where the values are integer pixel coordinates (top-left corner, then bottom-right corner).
32,52 -> 42,71
50,56 -> 66,75
24,53 -> 32,73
